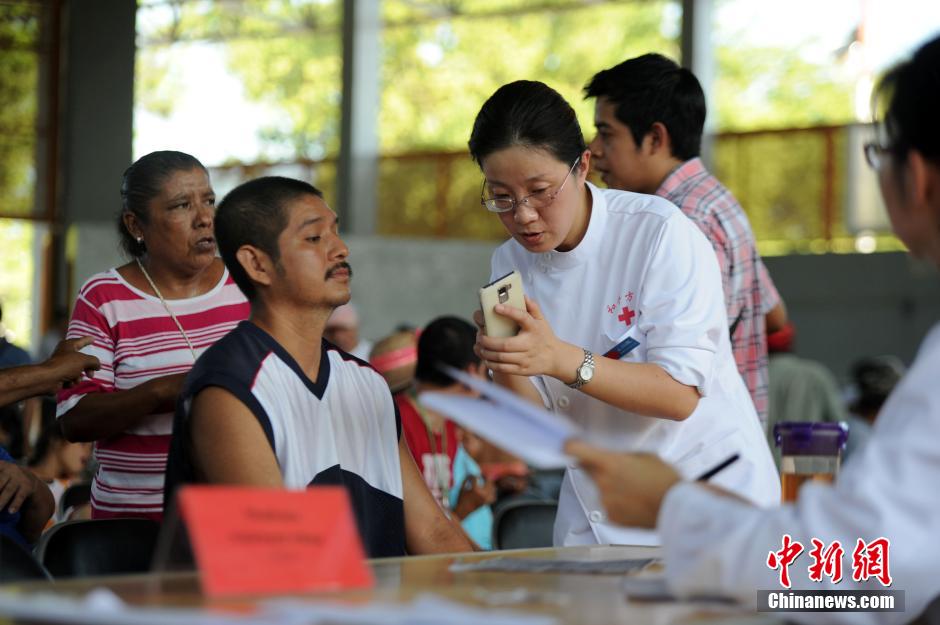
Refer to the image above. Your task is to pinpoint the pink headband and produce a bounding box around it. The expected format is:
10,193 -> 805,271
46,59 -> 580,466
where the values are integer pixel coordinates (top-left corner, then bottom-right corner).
371,345 -> 417,373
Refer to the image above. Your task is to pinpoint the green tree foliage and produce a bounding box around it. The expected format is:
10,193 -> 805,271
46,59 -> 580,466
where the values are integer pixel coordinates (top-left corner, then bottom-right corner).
137,1 -> 677,238
135,0 -> 874,246
136,0 -> 861,154
714,44 -> 855,131
376,1 -> 676,152
138,0 -> 677,159
0,219 -> 35,346
0,5 -> 41,343
138,0 -> 344,160
0,4 -> 40,218
135,48 -> 186,119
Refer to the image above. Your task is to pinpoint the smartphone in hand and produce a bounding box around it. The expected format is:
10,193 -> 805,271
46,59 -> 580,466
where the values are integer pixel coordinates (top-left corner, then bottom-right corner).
479,270 -> 526,338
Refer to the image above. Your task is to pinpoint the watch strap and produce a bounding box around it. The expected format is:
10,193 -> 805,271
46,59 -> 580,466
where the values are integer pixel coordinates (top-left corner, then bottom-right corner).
566,349 -> 595,389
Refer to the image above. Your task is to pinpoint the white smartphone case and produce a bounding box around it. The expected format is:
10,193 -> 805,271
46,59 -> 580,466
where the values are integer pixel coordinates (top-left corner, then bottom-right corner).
479,270 -> 526,338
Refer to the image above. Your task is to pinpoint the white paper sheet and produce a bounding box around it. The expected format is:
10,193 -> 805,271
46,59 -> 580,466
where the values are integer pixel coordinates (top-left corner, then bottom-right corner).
419,365 -> 581,468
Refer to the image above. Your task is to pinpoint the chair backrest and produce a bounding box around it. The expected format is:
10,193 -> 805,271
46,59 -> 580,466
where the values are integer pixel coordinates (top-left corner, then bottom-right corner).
59,482 -> 91,517
0,533 -> 52,583
35,518 -> 161,578
527,468 -> 565,501
492,499 -> 558,550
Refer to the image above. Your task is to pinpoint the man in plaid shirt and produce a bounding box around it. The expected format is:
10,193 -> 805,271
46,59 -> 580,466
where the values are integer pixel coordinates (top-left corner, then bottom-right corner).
584,54 -> 787,430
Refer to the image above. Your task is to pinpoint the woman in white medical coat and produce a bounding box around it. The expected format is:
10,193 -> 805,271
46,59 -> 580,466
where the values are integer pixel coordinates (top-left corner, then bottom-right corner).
468,81 -> 779,547
565,35 -> 940,624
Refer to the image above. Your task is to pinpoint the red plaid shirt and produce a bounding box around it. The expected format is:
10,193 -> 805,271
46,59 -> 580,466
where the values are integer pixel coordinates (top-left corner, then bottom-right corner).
657,158 -> 780,426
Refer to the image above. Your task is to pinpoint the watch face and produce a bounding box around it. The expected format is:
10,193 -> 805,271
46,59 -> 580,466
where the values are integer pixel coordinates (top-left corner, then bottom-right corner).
579,363 -> 594,382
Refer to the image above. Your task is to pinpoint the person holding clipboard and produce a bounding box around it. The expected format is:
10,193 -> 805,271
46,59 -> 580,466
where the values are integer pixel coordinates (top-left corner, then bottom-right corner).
468,80 -> 778,547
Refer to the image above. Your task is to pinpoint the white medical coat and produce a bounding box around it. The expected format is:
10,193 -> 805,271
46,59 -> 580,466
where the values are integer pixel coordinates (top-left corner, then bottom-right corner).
660,321 -> 940,624
490,183 -> 779,547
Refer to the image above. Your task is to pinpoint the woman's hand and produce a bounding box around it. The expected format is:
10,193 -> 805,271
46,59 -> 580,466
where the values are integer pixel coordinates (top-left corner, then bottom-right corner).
475,296 -> 580,381
475,296 -> 698,420
61,372 -> 189,442
141,373 -> 188,413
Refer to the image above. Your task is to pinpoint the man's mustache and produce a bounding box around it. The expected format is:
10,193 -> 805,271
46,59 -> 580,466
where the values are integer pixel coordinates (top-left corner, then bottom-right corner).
325,262 -> 353,280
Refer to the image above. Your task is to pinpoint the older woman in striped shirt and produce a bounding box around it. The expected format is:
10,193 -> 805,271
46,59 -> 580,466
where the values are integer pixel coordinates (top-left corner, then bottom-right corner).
57,151 -> 249,521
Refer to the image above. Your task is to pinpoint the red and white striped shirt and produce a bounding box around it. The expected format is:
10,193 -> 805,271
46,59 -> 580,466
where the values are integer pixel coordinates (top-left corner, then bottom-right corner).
57,266 -> 249,521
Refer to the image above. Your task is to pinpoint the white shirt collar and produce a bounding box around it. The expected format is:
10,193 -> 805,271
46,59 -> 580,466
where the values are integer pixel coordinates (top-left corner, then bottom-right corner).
538,181 -> 608,271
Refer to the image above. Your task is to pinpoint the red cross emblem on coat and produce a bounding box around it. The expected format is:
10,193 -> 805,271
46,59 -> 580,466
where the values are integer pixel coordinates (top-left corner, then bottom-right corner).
618,306 -> 635,328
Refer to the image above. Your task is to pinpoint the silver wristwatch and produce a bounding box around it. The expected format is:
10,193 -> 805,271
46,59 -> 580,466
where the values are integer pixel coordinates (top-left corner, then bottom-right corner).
566,349 -> 595,389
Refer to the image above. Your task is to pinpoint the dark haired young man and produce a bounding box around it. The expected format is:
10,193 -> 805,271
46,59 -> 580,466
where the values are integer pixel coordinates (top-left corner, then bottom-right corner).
585,54 -> 787,431
163,177 -> 472,557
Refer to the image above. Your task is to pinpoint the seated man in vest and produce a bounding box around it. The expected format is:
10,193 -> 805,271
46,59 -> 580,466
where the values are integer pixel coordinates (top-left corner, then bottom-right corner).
163,176 -> 472,557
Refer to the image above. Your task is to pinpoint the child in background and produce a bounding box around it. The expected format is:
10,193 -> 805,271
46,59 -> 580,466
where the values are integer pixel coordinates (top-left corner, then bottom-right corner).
27,403 -> 92,526
449,427 -> 496,549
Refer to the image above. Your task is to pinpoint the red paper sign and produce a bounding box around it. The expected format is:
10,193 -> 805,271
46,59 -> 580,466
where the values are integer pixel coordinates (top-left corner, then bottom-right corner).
178,485 -> 374,597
